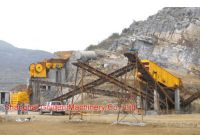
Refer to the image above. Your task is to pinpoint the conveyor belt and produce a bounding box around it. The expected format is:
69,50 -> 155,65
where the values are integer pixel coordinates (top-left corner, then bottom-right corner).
73,61 -> 150,99
71,61 -> 168,105
30,79 -> 132,100
124,52 -> 174,105
33,52 -> 200,110
181,91 -> 200,107
52,53 -> 167,106
52,64 -> 136,101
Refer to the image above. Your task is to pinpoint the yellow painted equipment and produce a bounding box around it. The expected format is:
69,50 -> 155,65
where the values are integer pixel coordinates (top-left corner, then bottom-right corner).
45,62 -> 64,69
10,91 -> 30,107
139,60 -> 182,89
29,62 -> 47,78
29,59 -> 65,78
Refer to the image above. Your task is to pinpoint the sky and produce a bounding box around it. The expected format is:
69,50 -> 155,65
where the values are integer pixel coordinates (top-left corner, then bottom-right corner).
0,0 -> 199,52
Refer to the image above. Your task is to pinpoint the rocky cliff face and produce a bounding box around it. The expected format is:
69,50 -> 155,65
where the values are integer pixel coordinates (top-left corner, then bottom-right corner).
87,7 -> 200,77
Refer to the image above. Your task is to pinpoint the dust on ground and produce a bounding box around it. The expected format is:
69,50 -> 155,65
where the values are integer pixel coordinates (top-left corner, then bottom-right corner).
1,121 -> 200,135
1,112 -> 200,135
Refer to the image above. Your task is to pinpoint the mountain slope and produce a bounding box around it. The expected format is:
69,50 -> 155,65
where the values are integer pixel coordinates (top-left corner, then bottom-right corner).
0,40 -> 53,90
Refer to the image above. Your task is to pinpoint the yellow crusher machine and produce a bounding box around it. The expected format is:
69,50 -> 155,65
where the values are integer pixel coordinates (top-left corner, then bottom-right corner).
29,59 -> 66,78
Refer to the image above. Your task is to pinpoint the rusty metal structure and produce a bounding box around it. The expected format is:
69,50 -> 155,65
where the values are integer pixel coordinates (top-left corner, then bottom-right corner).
29,51 -> 200,120
53,52 -> 173,107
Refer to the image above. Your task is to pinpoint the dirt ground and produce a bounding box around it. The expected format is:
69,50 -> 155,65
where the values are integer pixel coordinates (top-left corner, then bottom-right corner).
1,121 -> 200,135
1,112 -> 200,135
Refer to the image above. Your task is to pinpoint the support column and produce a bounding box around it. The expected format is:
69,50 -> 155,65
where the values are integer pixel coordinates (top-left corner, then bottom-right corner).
0,92 -> 1,104
136,96 -> 141,109
175,89 -> 180,113
154,90 -> 159,113
32,81 -> 37,104
32,80 -> 40,104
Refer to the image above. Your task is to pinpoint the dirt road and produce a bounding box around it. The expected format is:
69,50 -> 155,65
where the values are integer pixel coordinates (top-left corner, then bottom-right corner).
1,121 -> 200,135
1,113 -> 200,135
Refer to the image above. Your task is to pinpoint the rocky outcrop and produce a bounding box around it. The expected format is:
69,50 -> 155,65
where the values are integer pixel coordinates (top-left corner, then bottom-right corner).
87,7 -> 200,76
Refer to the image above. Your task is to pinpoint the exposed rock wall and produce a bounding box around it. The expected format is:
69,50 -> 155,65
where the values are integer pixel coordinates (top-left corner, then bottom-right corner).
88,7 -> 200,76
